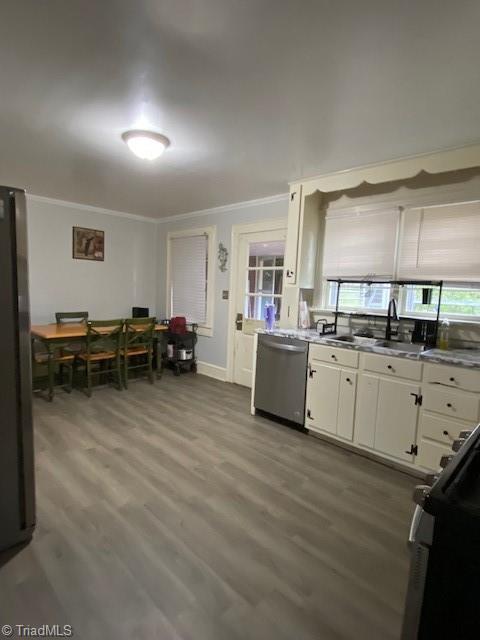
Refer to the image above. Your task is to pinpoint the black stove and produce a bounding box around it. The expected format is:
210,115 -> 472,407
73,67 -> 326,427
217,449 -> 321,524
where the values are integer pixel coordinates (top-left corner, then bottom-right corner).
402,424 -> 480,639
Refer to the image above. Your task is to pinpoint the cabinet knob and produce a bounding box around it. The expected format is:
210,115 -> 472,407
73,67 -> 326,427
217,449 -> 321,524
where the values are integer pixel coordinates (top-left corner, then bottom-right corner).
387,364 -> 393,370
446,402 -> 452,408
413,485 -> 430,507
452,438 -> 466,452
449,377 -> 455,382
331,354 -> 336,360
345,377 -> 351,383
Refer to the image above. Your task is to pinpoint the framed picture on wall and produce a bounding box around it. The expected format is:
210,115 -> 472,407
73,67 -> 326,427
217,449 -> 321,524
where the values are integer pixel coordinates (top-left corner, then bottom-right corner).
72,226 -> 105,261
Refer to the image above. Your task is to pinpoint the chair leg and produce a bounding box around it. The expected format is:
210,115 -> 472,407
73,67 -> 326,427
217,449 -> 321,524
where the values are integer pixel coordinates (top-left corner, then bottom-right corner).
47,354 -> 54,402
64,364 -> 73,393
117,355 -> 123,390
149,349 -> 154,384
86,361 -> 92,398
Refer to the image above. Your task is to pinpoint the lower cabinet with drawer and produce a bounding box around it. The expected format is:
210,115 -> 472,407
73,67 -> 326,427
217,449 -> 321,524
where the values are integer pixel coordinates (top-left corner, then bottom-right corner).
416,412 -> 472,470
416,362 -> 480,471
303,346 -> 480,474
305,346 -> 357,441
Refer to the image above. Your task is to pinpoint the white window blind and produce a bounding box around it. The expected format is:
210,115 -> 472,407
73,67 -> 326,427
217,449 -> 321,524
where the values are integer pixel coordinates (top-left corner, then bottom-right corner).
398,202 -> 480,281
322,209 -> 399,278
170,233 -> 208,324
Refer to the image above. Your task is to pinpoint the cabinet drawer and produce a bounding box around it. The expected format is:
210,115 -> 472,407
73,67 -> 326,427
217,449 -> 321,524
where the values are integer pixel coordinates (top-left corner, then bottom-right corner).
418,411 -> 473,446
362,353 -> 422,381
424,363 -> 480,393
309,344 -> 359,369
422,387 -> 480,423
416,439 -> 451,471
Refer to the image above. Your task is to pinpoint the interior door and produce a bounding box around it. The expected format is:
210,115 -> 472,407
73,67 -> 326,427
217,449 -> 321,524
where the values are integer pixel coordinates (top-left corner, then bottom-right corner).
233,229 -> 286,387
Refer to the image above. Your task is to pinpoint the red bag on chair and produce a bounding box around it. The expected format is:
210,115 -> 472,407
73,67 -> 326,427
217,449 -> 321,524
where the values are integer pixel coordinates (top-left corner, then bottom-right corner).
169,316 -> 187,335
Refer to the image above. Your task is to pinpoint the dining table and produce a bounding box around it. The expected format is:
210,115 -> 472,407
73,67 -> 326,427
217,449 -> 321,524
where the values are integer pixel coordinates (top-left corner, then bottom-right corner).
31,322 -> 168,392
31,322 -> 168,342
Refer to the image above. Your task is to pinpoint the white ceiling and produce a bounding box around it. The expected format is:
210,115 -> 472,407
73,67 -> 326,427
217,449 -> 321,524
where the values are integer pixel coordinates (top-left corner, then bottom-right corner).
1,0 -> 480,219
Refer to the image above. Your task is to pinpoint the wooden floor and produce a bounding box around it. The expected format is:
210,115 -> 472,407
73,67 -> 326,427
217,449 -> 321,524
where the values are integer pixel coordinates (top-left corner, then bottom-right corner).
0,372 -> 416,640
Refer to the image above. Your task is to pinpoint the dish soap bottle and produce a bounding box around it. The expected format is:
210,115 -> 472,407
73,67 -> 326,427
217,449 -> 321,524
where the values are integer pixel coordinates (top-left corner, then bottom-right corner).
438,318 -> 450,350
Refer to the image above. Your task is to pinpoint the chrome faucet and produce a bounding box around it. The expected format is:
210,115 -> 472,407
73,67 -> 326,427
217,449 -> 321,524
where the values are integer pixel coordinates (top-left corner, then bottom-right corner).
385,298 -> 398,340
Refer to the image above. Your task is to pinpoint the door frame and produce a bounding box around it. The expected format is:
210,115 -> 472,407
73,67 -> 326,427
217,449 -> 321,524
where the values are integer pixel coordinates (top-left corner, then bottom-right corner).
226,217 -> 287,383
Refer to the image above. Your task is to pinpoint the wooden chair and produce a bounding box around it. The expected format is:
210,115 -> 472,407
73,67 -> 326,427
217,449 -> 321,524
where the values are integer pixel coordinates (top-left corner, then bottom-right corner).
55,311 -> 89,356
76,319 -> 124,397
55,311 -> 89,324
31,337 -> 74,402
122,317 -> 156,388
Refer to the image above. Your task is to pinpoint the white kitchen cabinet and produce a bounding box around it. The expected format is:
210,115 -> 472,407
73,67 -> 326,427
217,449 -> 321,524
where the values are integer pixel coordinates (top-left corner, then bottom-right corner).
306,362 -> 340,435
283,187 -> 322,289
305,360 -> 357,441
284,186 -> 302,286
354,373 -> 420,462
337,370 -> 357,441
416,362 -> 480,471
354,373 -> 379,449
374,378 -> 420,462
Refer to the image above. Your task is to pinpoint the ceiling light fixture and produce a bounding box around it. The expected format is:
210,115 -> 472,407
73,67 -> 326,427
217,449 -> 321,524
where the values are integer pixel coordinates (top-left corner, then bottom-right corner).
121,130 -> 170,160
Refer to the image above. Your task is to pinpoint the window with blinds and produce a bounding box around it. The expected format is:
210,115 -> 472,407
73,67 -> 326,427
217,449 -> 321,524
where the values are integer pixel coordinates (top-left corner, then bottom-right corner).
322,209 -> 399,278
169,233 -> 209,324
398,202 -> 480,281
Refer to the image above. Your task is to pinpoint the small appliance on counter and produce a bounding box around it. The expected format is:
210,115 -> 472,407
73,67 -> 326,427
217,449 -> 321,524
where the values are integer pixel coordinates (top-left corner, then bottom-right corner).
402,424 -> 480,639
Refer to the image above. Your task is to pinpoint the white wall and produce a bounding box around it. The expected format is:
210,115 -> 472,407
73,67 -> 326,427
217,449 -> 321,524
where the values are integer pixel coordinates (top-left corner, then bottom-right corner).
27,197 -> 157,324
157,196 -> 288,371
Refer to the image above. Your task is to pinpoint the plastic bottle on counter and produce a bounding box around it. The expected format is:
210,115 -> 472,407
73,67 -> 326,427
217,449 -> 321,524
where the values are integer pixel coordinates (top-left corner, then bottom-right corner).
438,318 -> 450,350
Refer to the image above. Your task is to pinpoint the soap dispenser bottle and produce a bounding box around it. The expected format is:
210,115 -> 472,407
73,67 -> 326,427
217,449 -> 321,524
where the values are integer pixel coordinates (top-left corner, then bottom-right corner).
438,318 -> 450,350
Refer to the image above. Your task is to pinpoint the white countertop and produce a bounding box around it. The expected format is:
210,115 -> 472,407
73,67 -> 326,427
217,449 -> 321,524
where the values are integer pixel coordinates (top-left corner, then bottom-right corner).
257,329 -> 480,369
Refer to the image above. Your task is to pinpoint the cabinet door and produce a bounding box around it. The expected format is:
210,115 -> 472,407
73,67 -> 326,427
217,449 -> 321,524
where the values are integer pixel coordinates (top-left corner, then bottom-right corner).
337,370 -> 357,441
354,373 -> 379,449
284,186 -> 302,285
306,362 -> 340,434
375,378 -> 419,462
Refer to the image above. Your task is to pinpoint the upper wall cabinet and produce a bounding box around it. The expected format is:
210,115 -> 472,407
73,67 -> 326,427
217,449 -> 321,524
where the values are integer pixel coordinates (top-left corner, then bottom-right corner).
284,185 -> 322,289
398,202 -> 480,281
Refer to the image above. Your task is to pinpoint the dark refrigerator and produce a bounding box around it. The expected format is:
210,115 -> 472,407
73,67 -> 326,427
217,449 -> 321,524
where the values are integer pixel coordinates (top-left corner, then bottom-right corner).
0,186 -> 35,554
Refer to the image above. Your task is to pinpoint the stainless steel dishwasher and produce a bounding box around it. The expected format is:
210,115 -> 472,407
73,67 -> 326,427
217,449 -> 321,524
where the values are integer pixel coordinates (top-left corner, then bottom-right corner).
254,333 -> 308,425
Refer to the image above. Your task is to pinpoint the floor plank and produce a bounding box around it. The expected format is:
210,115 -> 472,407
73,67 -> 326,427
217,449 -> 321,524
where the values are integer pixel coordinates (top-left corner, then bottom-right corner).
0,373 -> 416,639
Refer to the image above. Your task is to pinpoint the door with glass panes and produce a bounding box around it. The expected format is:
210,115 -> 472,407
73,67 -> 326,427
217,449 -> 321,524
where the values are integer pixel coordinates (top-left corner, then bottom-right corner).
233,230 -> 286,387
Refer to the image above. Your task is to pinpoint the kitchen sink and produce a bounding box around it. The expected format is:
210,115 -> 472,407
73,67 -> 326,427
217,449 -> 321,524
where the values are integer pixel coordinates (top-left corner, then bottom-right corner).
328,335 -> 426,353
375,340 -> 426,353
328,335 -> 379,346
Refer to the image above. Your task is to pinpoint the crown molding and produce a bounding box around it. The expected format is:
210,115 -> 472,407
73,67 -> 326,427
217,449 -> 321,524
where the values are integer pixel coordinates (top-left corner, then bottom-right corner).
27,193 -> 156,223
26,191 -> 289,225
156,192 -> 289,224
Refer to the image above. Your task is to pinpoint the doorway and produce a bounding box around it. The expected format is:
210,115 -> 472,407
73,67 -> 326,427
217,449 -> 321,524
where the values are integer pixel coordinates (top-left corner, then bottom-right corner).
227,220 -> 286,387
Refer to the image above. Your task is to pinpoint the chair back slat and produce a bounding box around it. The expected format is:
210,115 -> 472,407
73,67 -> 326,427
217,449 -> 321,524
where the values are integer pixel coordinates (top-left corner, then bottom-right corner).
86,319 -> 124,355
56,311 -> 89,324
125,317 -> 156,350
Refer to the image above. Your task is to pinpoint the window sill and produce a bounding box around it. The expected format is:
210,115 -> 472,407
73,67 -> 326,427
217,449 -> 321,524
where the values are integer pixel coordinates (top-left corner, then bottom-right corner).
197,325 -> 213,337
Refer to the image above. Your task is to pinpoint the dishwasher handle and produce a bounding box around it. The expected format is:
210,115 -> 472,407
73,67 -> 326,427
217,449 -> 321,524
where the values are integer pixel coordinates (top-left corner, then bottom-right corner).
261,341 -> 306,354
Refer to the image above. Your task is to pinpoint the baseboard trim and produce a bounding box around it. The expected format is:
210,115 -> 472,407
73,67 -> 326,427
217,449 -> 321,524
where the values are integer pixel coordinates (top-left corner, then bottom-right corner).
197,361 -> 228,382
